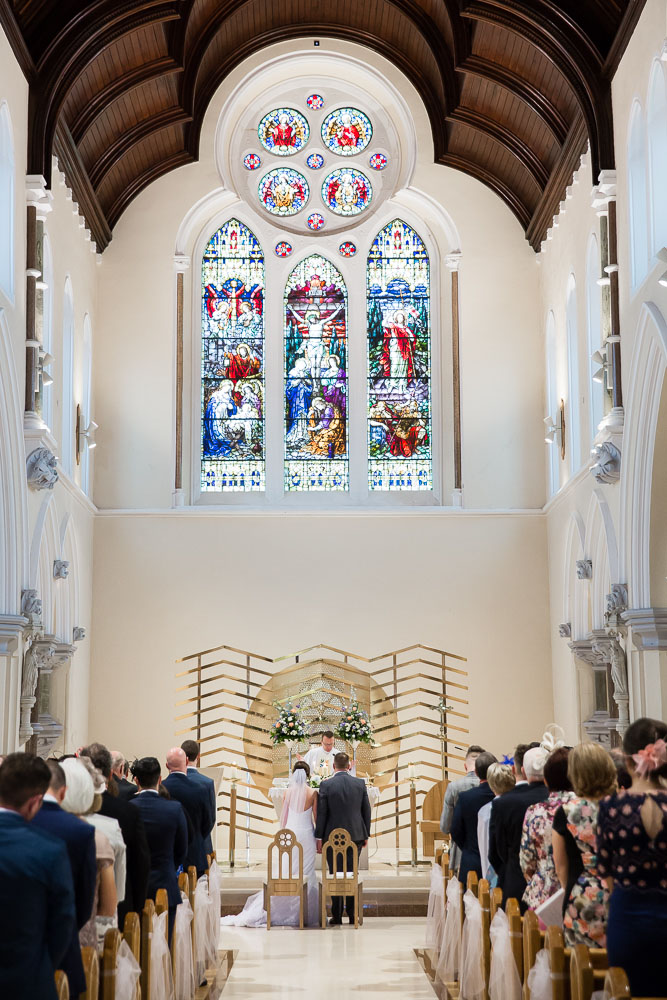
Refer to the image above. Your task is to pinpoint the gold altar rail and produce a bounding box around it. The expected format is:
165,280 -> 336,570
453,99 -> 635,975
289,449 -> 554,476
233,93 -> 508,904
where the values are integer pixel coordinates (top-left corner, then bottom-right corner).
175,641 -> 469,853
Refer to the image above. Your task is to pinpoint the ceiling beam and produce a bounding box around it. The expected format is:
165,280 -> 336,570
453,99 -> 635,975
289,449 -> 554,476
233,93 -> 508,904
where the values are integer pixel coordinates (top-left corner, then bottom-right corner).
88,106 -> 192,189
447,107 -> 549,189
53,121 -> 112,253
525,117 -> 588,250
70,58 -> 183,143
457,54 -> 568,145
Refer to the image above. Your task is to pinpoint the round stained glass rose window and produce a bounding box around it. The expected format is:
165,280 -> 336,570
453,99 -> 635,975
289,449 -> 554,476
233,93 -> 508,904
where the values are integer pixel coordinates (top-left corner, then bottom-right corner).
321,107 -> 372,156
321,168 -> 372,216
258,168 -> 309,216
307,213 -> 325,231
258,108 -> 309,155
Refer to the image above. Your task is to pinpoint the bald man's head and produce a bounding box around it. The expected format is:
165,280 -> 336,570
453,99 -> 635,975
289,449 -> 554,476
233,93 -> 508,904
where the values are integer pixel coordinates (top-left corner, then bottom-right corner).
166,747 -> 187,773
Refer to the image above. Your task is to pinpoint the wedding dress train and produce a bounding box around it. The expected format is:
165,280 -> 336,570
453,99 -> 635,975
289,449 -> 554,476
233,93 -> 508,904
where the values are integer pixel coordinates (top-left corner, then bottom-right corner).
221,791 -> 319,928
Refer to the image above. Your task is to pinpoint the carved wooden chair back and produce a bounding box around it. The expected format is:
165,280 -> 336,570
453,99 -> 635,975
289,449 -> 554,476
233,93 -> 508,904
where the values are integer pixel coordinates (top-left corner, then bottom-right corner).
80,946 -> 99,1000
54,970 -> 69,1000
264,827 -> 305,929
320,828 -> 362,928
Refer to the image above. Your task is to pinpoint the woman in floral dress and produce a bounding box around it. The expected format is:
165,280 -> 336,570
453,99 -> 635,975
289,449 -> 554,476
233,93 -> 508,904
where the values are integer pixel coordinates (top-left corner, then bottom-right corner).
552,742 -> 617,946
520,746 -> 574,909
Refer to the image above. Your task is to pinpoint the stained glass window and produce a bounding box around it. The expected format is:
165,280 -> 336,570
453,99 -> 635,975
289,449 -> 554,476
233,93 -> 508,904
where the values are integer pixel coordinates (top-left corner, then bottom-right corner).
367,220 -> 432,490
284,255 -> 348,491
201,219 -> 265,491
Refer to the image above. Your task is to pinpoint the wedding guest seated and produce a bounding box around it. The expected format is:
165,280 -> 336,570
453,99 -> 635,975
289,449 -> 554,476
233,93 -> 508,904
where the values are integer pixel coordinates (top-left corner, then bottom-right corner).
32,760 -> 97,999
61,757 -> 118,950
130,756 -> 188,940
597,717 -> 667,998
451,751 -> 497,886
478,762 -> 516,882
82,742 -> 149,922
520,746 -> 573,910
111,750 -> 137,800
163,746 -> 214,876
181,739 -> 217,856
440,744 -> 485,877
552,741 -> 616,947
0,753 -> 76,1000
489,744 -> 549,910
76,753 -> 127,907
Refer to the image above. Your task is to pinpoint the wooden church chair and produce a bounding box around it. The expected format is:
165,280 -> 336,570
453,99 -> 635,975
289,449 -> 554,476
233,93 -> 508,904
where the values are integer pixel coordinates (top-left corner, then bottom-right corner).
320,828 -> 363,929
505,897 -> 523,983
420,779 -> 448,857
80,946 -> 99,1000
54,970 -> 70,999
522,907 -> 543,999
569,944 -> 608,1000
264,827 -> 306,929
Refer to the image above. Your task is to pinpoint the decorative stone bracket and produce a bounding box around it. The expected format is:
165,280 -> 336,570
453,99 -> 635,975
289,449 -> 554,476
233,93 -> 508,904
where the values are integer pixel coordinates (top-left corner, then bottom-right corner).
576,559 -> 593,580
26,447 -> 58,491
590,407 -> 624,484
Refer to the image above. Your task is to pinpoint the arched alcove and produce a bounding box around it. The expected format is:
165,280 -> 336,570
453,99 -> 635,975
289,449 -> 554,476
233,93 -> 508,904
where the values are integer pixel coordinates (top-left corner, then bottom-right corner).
586,233 -> 604,438
628,101 -> 649,290
566,274 -> 581,471
0,102 -> 14,302
647,60 -> 667,258
0,311 -> 27,613
61,277 -> 75,475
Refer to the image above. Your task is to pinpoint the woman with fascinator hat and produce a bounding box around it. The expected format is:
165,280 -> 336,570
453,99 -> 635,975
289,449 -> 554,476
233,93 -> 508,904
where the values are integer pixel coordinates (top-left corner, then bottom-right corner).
597,717 -> 667,997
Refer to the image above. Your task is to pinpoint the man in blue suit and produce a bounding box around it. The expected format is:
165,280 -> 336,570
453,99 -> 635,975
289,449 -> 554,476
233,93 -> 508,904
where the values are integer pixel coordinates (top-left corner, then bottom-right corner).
181,739 -> 217,857
0,753 -> 76,1000
451,751 -> 497,887
32,760 -> 97,999
129,756 -> 188,939
163,746 -> 213,876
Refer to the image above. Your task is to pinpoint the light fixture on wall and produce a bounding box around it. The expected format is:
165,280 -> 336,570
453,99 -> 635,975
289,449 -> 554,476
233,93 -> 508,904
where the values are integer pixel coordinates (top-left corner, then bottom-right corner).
39,349 -> 54,387
657,248 -> 667,286
591,345 -> 612,388
75,404 -> 98,465
544,399 -> 566,460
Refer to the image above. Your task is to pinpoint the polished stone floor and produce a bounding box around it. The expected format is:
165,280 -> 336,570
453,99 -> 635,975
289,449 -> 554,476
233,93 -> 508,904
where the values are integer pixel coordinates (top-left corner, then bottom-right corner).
218,917 -> 433,999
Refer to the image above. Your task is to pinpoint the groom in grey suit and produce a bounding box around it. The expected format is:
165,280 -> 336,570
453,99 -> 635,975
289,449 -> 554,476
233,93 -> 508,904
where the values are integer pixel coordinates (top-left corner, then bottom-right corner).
315,752 -> 371,924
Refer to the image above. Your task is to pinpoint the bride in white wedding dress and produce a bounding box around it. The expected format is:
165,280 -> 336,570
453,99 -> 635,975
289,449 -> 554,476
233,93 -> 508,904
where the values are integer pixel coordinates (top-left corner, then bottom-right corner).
221,762 -> 320,927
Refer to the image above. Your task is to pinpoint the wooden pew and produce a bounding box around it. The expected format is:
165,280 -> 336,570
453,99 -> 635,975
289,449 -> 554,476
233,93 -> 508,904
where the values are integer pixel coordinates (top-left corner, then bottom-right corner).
141,898 -> 155,1000
80,946 -> 99,1000
102,928 -> 122,1000
522,908 -> 543,999
155,887 -> 169,918
505,898 -> 523,984
569,944 -> 608,1000
122,911 -> 141,1000
54,971 -> 69,999
490,886 -> 503,919
466,870 -> 479,896
479,879 -> 491,1000
546,926 -> 568,1000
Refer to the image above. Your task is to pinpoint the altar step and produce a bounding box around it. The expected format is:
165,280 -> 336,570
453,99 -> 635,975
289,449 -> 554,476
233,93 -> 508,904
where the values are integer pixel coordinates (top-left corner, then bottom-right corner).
220,868 -> 431,917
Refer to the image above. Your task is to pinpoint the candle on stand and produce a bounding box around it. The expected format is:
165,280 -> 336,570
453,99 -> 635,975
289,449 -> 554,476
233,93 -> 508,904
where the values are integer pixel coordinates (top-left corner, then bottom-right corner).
408,762 -> 416,781
230,761 -> 239,782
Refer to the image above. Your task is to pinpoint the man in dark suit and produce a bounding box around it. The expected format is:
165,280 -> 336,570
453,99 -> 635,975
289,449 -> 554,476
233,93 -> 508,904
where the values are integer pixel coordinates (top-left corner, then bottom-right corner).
163,746 -> 213,876
129,756 -> 188,939
81,742 -> 150,922
315,751 -> 371,925
181,739 -> 217,857
111,750 -> 137,800
451,751 -> 497,887
32,760 -> 97,999
0,753 -> 76,1000
488,745 -> 548,910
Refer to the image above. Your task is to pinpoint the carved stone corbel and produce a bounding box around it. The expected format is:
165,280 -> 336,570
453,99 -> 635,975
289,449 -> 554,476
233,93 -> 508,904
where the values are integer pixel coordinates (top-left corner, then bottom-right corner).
53,559 -> 69,579
559,623 -> 572,638
605,584 -> 628,628
576,559 -> 593,580
26,447 -> 58,490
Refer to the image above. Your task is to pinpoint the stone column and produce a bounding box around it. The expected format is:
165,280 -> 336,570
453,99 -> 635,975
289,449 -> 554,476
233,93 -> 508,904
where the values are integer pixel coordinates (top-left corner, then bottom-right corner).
569,634 -> 617,747
622,608 -> 667,720
173,254 -> 190,507
446,251 -> 462,506
0,615 -> 28,753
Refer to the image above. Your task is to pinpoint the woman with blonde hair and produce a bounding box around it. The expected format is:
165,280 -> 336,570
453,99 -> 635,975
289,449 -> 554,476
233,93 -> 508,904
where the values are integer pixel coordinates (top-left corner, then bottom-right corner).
478,762 -> 515,883
60,758 -> 117,950
597,718 -> 667,997
552,742 -> 616,946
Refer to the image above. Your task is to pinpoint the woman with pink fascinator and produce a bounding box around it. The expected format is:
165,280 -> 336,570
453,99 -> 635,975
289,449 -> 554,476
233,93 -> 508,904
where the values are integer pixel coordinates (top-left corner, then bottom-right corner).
597,717 -> 667,997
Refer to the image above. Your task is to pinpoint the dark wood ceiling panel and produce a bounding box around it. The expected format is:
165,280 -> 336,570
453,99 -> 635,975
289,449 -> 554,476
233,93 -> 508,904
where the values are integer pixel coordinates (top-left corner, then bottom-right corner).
0,0 -> 645,251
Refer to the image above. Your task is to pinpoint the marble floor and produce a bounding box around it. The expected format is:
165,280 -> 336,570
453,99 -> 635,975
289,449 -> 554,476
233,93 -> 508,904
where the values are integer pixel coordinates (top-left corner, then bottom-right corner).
218,917 -> 434,999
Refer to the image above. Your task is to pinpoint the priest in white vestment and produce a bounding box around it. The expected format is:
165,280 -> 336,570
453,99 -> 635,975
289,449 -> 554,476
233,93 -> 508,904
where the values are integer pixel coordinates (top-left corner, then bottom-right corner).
299,731 -> 337,775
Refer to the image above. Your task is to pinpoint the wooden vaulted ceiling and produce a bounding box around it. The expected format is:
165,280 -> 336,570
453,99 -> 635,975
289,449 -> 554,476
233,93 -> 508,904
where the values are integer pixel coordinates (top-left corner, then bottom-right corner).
0,0 -> 646,252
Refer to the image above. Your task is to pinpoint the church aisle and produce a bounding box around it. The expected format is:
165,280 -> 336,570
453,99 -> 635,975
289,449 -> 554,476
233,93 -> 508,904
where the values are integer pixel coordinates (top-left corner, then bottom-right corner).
218,917 -> 432,998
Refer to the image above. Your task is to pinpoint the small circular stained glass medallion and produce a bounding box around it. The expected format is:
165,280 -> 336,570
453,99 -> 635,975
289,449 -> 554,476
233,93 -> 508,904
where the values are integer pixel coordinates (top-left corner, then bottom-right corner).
243,152 -> 261,170
306,94 -> 324,110
306,153 -> 325,170
369,152 -> 387,170
321,107 -> 372,156
275,241 -> 293,258
307,213 -> 325,231
322,168 -> 372,216
258,168 -> 309,216
258,108 -> 309,155
338,241 -> 356,257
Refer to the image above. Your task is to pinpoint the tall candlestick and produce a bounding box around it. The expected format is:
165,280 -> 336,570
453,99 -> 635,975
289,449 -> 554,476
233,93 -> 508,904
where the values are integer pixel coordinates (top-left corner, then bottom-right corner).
408,762 -> 416,781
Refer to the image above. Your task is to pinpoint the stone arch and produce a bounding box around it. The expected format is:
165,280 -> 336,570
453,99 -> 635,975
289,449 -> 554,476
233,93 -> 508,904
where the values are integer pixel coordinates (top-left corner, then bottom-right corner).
0,310 -> 27,613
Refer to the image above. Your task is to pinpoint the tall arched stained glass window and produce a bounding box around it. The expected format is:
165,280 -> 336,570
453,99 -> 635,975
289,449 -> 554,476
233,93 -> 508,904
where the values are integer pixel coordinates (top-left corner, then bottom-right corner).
367,220 -> 431,490
201,219 -> 265,491
284,254 -> 348,490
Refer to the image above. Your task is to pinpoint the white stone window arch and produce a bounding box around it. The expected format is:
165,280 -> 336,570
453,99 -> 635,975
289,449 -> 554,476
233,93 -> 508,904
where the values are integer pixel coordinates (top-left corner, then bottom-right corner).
566,274 -> 582,471
545,309 -> 559,497
647,59 -> 667,258
41,233 -> 54,429
61,277 -> 75,475
586,233 -> 604,438
81,314 -> 93,495
628,100 -> 649,290
0,101 -> 14,302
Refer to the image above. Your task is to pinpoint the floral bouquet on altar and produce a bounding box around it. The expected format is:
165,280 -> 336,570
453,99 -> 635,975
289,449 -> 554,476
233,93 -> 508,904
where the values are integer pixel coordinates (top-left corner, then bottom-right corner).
269,701 -> 308,745
335,701 -> 374,745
